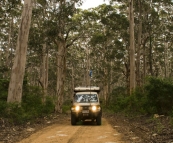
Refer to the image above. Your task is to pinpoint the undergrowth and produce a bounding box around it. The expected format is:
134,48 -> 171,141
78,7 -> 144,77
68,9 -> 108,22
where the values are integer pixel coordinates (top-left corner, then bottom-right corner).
106,77 -> 173,117
0,79 -> 55,125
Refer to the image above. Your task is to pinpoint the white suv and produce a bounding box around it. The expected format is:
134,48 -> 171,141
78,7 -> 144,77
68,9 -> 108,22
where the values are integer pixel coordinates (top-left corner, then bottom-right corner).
71,87 -> 102,125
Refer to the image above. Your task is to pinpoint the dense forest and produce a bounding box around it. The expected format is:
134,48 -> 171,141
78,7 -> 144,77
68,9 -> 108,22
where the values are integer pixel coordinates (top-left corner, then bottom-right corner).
0,0 -> 173,124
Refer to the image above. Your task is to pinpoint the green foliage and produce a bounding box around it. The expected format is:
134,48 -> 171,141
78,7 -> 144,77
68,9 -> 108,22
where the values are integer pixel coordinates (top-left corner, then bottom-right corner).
62,100 -> 71,114
22,86 -> 55,120
144,77 -> 173,115
107,88 -> 147,115
0,79 -> 55,125
42,96 -> 55,114
0,79 -> 9,101
3,103 -> 26,124
0,94 -> 55,125
22,86 -> 43,113
107,77 -> 173,116
106,86 -> 129,112
90,33 -> 106,45
0,66 -> 9,78
126,88 -> 148,114
0,101 -> 7,116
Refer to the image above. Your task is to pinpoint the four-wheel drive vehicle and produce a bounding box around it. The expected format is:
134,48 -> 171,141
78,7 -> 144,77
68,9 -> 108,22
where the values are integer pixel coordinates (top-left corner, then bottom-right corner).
71,87 -> 102,125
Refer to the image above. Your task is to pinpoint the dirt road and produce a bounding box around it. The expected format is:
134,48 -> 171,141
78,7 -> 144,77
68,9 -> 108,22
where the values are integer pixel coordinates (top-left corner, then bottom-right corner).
17,118 -> 124,143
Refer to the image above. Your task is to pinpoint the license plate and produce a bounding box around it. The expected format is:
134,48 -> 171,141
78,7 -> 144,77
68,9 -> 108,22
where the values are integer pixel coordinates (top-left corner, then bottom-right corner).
82,110 -> 89,113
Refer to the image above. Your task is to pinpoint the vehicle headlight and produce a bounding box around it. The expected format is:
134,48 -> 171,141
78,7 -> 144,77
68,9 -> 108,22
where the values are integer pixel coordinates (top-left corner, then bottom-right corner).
75,106 -> 80,111
92,106 -> 97,111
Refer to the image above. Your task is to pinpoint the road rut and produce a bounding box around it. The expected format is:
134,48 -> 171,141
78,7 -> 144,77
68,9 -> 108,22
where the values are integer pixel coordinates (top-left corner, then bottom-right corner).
17,118 -> 124,143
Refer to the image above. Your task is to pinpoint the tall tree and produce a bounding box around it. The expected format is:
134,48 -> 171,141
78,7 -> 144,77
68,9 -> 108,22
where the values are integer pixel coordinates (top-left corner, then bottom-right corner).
53,0 -> 83,112
136,0 -> 142,86
7,0 -> 33,103
129,0 -> 135,93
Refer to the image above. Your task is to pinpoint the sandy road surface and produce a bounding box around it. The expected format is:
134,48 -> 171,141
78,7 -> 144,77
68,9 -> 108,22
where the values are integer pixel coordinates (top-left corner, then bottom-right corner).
17,118 -> 124,143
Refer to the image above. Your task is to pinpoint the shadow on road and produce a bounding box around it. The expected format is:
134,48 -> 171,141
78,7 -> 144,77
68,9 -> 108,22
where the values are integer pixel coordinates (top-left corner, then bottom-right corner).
76,120 -> 98,126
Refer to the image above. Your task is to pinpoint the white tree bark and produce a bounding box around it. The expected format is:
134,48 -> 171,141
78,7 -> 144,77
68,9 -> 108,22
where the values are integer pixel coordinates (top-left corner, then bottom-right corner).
86,47 -> 90,86
7,0 -> 33,103
129,0 -> 136,93
136,0 -> 142,86
54,0 -> 68,113
71,66 -> 74,99
41,44 -> 48,102
55,39 -> 66,113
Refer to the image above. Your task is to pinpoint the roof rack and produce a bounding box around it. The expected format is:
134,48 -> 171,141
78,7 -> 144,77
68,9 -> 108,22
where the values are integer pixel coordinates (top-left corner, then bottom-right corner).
74,86 -> 100,93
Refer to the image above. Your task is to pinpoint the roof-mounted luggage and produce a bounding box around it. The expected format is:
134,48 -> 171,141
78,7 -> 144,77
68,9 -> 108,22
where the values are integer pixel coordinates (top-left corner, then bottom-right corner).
74,86 -> 100,93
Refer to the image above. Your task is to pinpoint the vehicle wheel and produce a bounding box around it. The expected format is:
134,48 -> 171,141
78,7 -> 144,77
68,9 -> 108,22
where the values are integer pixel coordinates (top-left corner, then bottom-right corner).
96,115 -> 101,125
71,114 -> 76,125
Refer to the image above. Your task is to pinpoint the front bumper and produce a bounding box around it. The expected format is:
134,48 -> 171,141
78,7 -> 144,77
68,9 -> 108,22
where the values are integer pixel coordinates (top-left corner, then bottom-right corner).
71,106 -> 102,119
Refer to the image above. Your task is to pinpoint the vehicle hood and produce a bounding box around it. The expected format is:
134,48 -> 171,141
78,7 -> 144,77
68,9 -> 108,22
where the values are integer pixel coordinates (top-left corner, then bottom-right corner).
73,102 -> 100,106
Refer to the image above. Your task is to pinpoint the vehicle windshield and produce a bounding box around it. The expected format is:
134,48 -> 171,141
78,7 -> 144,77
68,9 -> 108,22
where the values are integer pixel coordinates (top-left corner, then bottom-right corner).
74,94 -> 98,103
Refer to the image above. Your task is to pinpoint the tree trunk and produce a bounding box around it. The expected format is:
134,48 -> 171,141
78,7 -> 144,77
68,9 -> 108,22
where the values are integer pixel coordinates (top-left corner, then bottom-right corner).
71,66 -> 74,100
5,18 -> 12,78
55,39 -> 66,113
86,46 -> 90,86
149,31 -> 153,76
7,0 -> 33,103
136,0 -> 142,87
103,84 -> 108,105
164,42 -> 169,78
45,48 -> 48,95
124,61 -> 130,94
143,43 -> 146,84
41,44 -> 48,102
129,0 -> 135,93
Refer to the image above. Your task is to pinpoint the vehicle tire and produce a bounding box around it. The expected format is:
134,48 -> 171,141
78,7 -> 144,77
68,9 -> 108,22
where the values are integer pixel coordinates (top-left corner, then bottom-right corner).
96,115 -> 101,125
92,119 -> 95,122
71,114 -> 76,125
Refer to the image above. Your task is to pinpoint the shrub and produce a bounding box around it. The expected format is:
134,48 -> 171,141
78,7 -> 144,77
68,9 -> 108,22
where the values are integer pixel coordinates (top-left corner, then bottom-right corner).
62,100 -> 71,114
22,86 -> 43,117
0,78 -> 55,125
128,87 -> 148,114
4,103 -> 26,124
0,79 -> 9,101
0,101 -> 7,117
108,77 -> 173,116
22,86 -> 55,119
42,96 -> 55,114
107,86 -> 127,111
144,77 -> 173,115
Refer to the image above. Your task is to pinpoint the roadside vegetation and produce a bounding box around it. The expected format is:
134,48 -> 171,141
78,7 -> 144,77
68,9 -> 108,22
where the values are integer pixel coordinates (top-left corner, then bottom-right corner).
1,76 -> 173,125
106,77 -> 173,117
0,79 -> 55,125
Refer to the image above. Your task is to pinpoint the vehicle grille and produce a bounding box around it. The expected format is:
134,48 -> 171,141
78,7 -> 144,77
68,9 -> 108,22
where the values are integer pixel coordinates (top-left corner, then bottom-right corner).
82,106 -> 89,110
